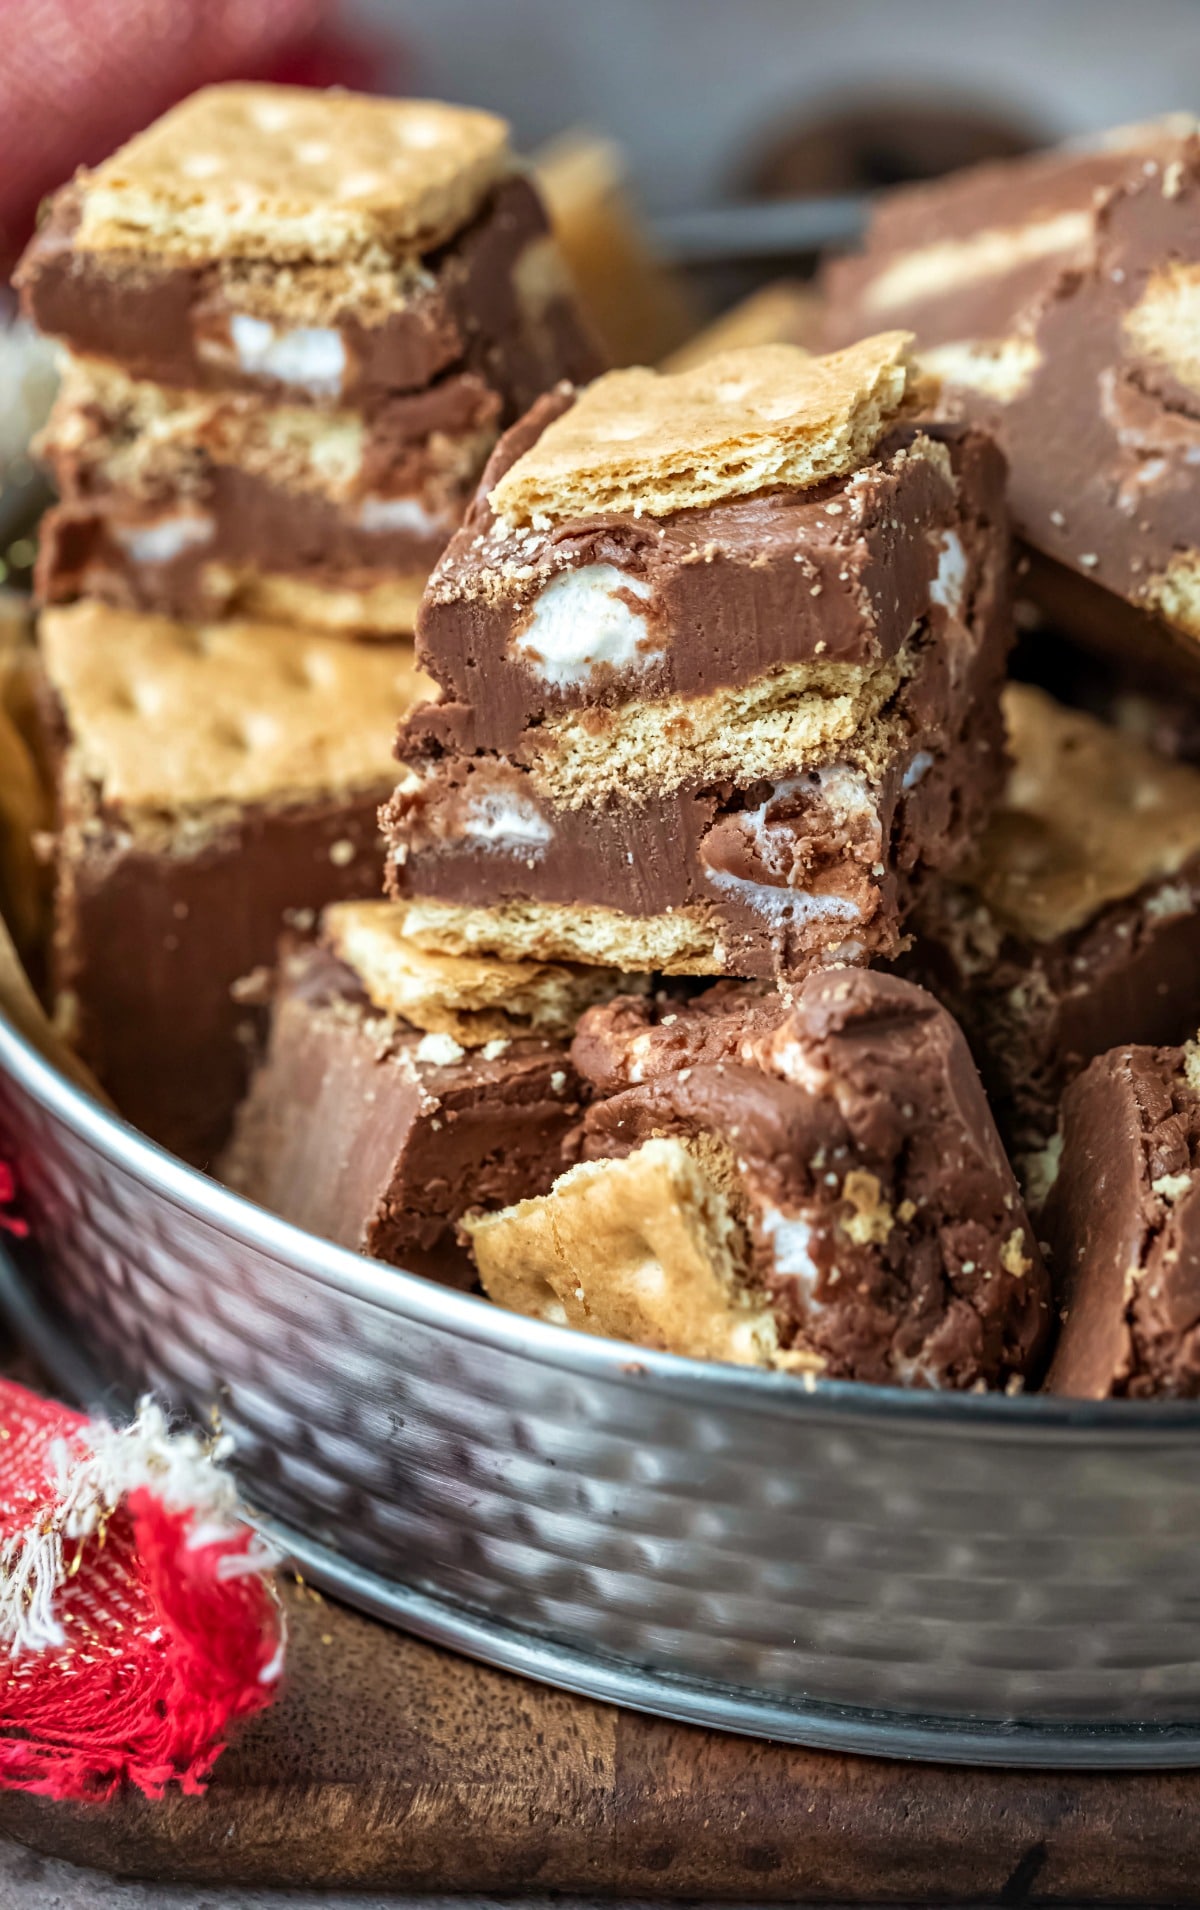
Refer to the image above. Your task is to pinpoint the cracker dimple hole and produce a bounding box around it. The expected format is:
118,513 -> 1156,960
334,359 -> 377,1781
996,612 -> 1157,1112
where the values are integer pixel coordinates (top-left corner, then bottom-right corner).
396,114 -> 445,150
249,99 -> 294,134
296,649 -> 338,692
239,711 -> 283,753
294,139 -> 331,166
337,170 -> 387,198
181,152 -> 222,179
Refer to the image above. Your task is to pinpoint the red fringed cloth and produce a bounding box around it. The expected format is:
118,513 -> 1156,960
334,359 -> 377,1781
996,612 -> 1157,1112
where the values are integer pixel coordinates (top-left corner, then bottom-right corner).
0,1379 -> 282,1800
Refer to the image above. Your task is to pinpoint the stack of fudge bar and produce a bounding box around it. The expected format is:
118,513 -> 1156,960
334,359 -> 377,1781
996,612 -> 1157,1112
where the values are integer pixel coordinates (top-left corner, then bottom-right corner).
232,118 -> 1200,1401
14,84 -> 597,1164
225,327 -> 1059,1395
19,85 -> 597,636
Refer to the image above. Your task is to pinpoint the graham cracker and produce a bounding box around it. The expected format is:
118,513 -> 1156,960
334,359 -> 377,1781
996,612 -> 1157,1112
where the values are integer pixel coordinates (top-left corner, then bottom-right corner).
466,1136 -> 780,1364
397,896 -> 727,975
488,333 -> 915,528
322,899 -> 643,1044
75,84 -> 511,265
967,683 -> 1200,942
1123,260 -> 1200,398
40,601 -> 433,811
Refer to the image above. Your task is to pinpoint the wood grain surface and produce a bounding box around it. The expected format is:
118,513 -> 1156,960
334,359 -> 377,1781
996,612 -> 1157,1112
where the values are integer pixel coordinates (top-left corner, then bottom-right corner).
3,1576 -> 1200,1900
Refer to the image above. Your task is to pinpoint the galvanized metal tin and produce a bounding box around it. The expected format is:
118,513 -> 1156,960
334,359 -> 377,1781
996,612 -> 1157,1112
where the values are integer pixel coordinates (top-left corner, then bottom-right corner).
2,1006 -> 1200,1768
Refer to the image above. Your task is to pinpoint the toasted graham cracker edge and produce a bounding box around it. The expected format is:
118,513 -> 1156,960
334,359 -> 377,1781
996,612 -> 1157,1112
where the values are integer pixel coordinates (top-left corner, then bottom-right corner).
75,85 -> 513,265
489,332 -> 915,528
395,897 -> 727,976
322,898 -> 646,1043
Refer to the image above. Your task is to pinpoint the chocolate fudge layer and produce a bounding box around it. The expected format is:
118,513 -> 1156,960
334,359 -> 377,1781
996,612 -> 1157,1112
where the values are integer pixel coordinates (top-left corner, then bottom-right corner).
469,969 -> 1051,1390
908,683 -> 1200,1192
39,601 -> 432,1165
16,89 -> 599,422
222,906 -> 634,1284
1043,1039 -> 1200,1397
385,339 -> 1012,981
822,117 -> 1200,650
35,357 -> 500,636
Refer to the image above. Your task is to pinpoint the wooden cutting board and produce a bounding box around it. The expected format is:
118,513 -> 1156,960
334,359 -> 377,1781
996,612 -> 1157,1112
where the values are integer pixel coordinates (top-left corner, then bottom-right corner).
2,1576 -> 1200,1901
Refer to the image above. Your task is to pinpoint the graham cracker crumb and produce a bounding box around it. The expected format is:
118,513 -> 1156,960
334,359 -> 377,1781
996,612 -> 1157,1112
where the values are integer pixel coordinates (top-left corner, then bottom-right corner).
839,1169 -> 893,1246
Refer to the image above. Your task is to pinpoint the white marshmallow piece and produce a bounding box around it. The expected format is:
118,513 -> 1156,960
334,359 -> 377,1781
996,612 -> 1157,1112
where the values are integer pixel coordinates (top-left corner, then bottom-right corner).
462,789 -> 554,856
356,494 -> 446,537
229,314 -> 347,399
112,513 -> 214,565
929,529 -> 967,618
513,565 -> 658,687
758,1204 -> 824,1302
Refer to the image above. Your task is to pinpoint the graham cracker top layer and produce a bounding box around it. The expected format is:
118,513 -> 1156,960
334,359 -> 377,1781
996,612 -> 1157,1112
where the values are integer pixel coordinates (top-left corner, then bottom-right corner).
74,84 -> 512,265
488,332 -> 915,528
969,683 -> 1200,941
41,601 -> 432,811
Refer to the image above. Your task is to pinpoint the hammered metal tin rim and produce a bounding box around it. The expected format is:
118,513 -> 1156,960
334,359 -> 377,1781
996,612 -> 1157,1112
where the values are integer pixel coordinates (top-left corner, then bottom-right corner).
3,1005 -> 1199,1438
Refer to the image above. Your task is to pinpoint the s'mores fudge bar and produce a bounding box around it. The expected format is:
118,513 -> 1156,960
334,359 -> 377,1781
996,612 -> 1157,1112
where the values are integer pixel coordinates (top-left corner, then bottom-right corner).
39,602 -> 430,1163
18,86 -> 600,634
909,684 -> 1200,1191
385,336 -> 1013,981
222,901 -> 636,1283
468,969 -> 1052,1389
822,117 -> 1200,652
18,86 -> 597,419
1042,1039 -> 1200,1397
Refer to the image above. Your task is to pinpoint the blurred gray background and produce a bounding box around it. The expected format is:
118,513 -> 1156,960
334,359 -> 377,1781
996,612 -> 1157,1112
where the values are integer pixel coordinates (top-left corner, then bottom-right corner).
353,0 -> 1200,211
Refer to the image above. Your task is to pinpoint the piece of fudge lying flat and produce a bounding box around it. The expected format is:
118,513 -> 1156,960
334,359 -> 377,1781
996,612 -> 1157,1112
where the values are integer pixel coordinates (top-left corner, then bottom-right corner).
222,901 -> 637,1284
16,85 -> 597,422
384,334 -> 1013,981
908,683 -> 1200,1195
822,117 -> 1200,654
39,601 -> 430,1165
1043,1038 -> 1200,1397
466,969 -> 1052,1390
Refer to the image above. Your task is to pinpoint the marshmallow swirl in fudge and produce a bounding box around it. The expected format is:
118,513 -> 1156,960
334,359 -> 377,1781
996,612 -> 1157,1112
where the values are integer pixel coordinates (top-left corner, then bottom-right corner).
908,684 -> 1200,1195
468,969 -> 1051,1390
822,117 -> 1200,651
384,337 -> 1013,981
